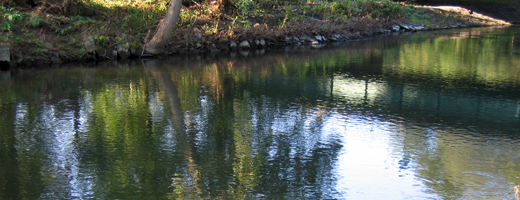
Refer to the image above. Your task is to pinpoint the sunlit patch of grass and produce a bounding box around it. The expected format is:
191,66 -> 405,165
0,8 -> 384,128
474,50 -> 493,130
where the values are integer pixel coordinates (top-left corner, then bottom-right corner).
402,6 -> 432,25
300,0 -> 404,24
87,0 -> 169,11
178,6 -> 213,29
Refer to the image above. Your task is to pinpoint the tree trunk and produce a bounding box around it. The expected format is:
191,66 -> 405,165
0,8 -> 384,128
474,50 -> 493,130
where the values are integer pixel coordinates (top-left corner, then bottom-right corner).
145,0 -> 183,54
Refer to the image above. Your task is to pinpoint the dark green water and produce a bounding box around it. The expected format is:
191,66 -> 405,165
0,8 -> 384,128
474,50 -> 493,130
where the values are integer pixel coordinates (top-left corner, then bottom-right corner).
1,26 -> 520,199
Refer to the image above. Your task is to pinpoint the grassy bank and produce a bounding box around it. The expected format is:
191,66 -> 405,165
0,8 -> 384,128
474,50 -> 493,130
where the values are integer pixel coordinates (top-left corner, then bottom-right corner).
0,0 -> 512,66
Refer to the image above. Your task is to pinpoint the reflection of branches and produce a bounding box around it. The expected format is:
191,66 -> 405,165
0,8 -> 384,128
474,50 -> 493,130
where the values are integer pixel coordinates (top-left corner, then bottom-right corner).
252,99 -> 340,198
228,98 -> 261,198
145,61 -> 202,198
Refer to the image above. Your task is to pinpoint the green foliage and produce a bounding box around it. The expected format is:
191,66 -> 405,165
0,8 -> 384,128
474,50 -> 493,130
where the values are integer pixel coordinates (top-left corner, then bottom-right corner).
0,21 -> 17,31
0,6 -> 28,21
55,26 -> 74,35
33,48 -> 48,56
50,15 -> 96,35
403,7 -> 431,25
202,23 -> 218,35
29,17 -> 41,27
94,35 -> 109,46
0,6 -> 27,31
69,15 -> 96,28
361,0 -> 403,18
179,7 -> 209,28
78,47 -> 86,54
119,7 -> 160,34
12,36 -> 22,43
236,0 -> 255,15
6,30 -> 46,49
70,15 -> 95,23
304,0 -> 403,23
277,8 -> 303,29
241,20 -> 252,29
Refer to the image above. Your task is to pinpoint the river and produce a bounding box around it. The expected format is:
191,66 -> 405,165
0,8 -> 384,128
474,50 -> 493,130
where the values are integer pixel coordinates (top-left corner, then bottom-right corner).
1,26 -> 520,199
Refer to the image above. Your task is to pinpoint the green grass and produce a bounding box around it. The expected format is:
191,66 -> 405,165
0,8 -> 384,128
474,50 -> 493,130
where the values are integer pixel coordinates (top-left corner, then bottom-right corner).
302,0 -> 404,23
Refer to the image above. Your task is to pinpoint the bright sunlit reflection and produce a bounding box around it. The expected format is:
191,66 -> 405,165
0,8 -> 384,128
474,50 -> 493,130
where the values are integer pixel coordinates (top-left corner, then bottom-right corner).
324,114 -> 437,199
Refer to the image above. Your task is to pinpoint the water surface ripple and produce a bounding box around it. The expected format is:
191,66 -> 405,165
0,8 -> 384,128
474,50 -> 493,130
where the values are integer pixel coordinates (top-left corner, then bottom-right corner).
1,26 -> 520,199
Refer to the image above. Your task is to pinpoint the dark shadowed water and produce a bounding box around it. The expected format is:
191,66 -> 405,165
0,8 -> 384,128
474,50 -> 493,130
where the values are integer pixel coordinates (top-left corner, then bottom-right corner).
1,26 -> 520,199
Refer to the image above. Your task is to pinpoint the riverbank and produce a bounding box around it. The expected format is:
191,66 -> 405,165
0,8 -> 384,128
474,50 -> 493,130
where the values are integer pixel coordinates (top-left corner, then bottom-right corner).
0,1 -> 512,68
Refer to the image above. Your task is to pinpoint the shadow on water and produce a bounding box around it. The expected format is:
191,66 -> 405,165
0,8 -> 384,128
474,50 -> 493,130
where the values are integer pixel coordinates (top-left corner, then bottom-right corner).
1,26 -> 520,199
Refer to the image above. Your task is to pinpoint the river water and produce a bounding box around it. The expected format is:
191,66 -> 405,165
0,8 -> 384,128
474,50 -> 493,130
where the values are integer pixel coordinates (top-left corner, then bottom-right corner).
1,26 -> 520,199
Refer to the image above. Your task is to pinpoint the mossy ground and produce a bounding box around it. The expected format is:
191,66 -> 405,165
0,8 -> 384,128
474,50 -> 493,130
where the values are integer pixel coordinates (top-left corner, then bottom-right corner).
0,0 -> 512,66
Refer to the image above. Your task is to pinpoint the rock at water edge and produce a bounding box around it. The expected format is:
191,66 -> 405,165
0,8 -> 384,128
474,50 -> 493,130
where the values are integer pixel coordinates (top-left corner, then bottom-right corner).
239,40 -> 250,48
259,39 -> 266,46
0,43 -> 10,62
392,24 -> 400,32
117,43 -> 131,59
84,36 -> 96,53
230,41 -> 238,49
